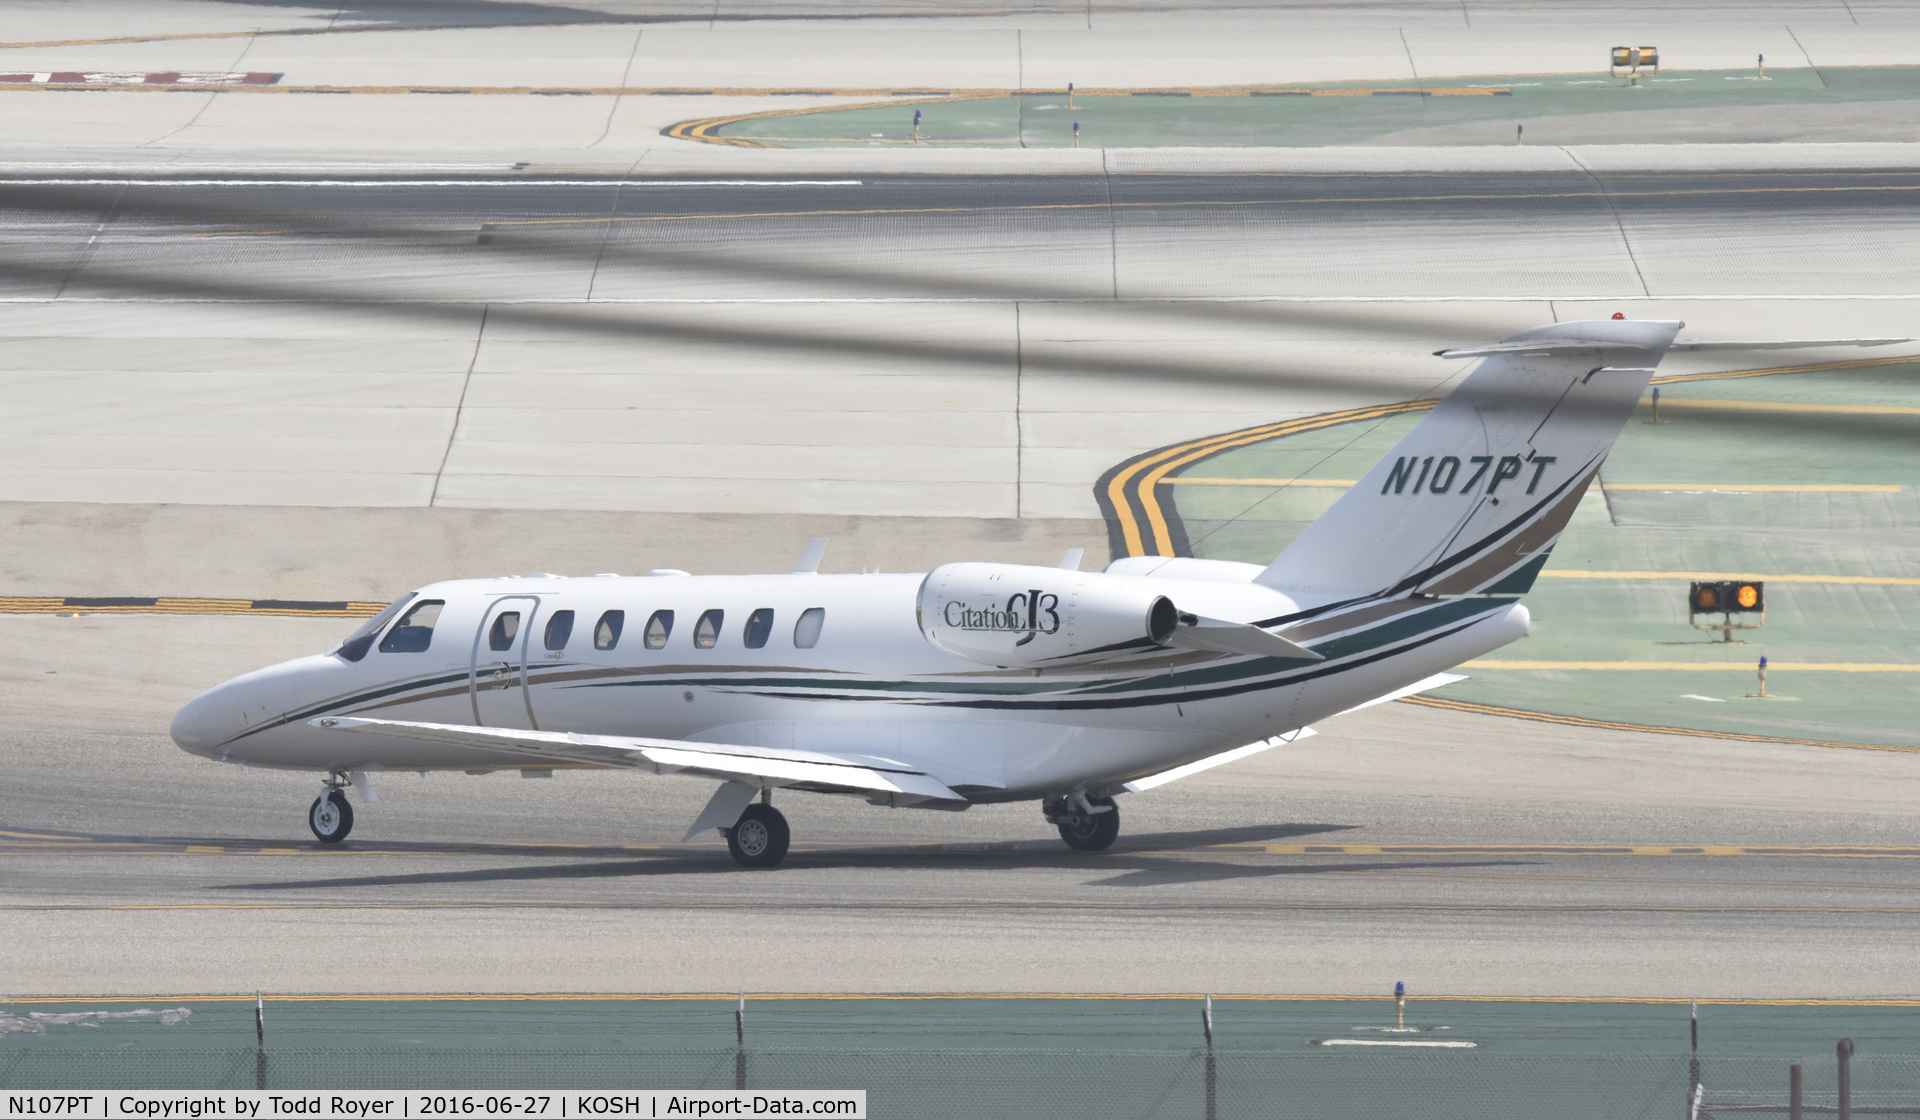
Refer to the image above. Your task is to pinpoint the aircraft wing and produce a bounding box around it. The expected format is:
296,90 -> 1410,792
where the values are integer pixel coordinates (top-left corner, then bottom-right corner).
310,716 -> 966,805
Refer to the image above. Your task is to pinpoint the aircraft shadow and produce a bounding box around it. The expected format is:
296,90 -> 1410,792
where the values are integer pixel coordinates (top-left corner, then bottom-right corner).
202,824 -> 1543,894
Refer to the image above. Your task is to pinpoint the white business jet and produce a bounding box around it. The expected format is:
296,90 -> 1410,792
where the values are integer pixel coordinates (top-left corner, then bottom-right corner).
169,320 -> 1899,866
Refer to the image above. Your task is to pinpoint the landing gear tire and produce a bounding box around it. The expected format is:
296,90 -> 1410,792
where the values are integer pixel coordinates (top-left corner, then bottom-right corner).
308,790 -> 354,844
726,803 -> 790,869
1055,796 -> 1120,851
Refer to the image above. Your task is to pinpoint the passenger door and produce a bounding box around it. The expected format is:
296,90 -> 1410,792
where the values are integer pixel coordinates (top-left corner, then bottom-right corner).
471,596 -> 541,729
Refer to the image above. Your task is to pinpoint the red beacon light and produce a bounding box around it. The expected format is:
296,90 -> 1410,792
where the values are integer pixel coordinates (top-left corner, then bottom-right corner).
1611,312 -> 1626,319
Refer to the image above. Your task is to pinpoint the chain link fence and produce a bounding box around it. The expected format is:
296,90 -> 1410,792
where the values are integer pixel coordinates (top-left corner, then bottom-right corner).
7,1047 -> 1918,1118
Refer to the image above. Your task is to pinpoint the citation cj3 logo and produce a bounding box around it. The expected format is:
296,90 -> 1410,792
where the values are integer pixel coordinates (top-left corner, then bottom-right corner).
944,590 -> 1061,646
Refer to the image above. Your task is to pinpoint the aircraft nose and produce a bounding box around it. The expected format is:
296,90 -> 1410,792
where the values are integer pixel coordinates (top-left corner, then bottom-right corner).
170,685 -> 233,757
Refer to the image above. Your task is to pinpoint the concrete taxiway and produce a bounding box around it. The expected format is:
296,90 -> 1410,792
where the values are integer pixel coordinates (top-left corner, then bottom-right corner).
1,166 -> 1916,524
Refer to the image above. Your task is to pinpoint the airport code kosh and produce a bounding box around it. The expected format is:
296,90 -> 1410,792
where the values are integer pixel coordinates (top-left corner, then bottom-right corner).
1,1094 -> 866,1120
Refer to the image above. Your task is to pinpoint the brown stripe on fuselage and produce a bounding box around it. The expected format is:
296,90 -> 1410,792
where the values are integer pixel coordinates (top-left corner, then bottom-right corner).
1278,598 -> 1425,643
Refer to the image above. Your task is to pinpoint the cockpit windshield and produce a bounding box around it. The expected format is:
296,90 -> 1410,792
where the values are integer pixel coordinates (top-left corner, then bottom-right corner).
334,592 -> 418,662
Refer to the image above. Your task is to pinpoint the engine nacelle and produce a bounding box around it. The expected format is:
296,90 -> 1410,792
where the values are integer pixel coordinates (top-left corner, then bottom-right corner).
917,562 -> 1178,669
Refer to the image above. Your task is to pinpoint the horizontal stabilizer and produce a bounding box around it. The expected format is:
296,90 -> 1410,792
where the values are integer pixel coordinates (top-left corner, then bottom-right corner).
1260,319 -> 1682,598
310,716 -> 965,804
1167,614 -> 1324,660
1669,337 -> 1911,351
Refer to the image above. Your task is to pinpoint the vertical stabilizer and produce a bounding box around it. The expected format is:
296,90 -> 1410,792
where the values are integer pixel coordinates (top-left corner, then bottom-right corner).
1255,319 -> 1681,598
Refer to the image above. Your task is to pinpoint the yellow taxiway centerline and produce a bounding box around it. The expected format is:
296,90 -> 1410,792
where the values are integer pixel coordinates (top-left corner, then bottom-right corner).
1535,570 -> 1920,584
1165,479 -> 1898,493
1465,660 -> 1920,671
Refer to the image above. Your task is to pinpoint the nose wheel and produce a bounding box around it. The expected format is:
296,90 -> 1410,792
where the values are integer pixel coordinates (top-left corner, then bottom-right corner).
308,787 -> 354,844
726,803 -> 790,868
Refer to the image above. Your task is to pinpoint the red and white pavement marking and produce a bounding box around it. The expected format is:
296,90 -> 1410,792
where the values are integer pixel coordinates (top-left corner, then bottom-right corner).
0,71 -> 280,85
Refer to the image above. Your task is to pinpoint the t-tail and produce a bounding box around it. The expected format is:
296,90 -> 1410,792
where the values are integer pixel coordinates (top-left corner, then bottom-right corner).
1256,319 -> 1682,600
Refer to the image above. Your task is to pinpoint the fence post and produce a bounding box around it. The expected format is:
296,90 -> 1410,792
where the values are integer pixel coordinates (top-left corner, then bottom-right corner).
734,993 -> 746,1091
254,993 -> 266,1091
1790,1064 -> 1804,1120
1838,1039 -> 1853,1120
1687,999 -> 1700,1120
1202,994 -> 1215,1120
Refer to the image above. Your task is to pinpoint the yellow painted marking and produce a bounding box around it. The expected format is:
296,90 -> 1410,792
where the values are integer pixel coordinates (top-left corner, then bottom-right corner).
14,835 -> 1920,859
1162,477 -> 1357,487
1639,397 -> 1920,417
1465,660 -> 1920,671
1107,402 -> 1433,556
1164,481 -> 1900,493
1536,570 -> 1920,585
1107,355 -> 1920,563
1601,483 -> 1900,492
1403,694 -> 1920,753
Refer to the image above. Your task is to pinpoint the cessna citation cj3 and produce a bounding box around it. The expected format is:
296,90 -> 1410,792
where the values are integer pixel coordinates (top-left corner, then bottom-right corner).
170,319 -> 1901,866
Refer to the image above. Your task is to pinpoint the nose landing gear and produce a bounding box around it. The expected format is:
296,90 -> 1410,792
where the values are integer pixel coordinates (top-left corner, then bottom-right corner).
308,773 -> 354,843
1045,792 -> 1120,851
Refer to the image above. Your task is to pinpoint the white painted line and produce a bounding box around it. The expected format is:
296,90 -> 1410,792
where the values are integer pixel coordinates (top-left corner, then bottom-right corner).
1313,1039 -> 1479,1048
0,163 -> 523,172
0,179 -> 864,187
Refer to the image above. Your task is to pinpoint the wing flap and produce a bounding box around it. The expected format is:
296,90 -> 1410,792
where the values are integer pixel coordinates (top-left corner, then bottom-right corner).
311,716 -> 965,803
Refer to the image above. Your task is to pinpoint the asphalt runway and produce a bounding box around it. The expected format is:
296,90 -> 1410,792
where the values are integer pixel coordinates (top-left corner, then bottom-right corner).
4,614 -> 1919,997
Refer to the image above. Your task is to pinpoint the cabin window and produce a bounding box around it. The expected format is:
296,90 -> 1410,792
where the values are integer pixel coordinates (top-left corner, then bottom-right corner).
694,609 -> 724,649
594,610 -> 624,650
743,608 -> 774,650
794,607 -> 825,649
644,609 -> 673,649
488,612 -> 521,652
378,599 -> 444,654
544,610 -> 575,651
337,592 -> 416,662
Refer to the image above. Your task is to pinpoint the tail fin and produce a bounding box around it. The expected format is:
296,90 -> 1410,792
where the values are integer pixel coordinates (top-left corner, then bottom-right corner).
1255,319 -> 1681,598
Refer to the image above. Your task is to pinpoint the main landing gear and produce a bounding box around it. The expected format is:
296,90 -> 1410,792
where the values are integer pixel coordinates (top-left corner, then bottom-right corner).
1045,793 -> 1120,852
308,773 -> 354,844
727,802 -> 791,869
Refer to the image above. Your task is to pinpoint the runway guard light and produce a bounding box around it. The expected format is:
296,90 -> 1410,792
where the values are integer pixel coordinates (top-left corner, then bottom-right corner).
1689,580 -> 1765,643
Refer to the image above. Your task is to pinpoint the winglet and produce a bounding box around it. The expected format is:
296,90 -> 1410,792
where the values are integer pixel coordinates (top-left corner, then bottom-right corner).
1058,548 -> 1085,571
793,538 -> 829,574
